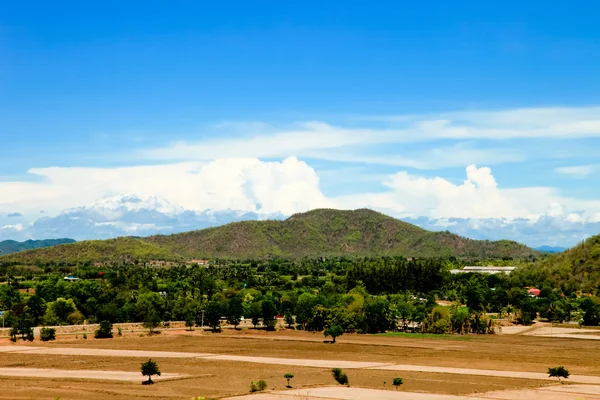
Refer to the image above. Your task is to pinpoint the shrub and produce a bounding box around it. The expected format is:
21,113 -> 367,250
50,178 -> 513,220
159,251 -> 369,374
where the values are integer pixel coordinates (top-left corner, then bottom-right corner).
117,327 -> 123,336
40,327 -> 56,341
332,368 -> 349,385
393,377 -> 403,389
83,333 -> 87,339
95,320 -> 113,339
250,380 -> 267,392
548,366 -> 570,383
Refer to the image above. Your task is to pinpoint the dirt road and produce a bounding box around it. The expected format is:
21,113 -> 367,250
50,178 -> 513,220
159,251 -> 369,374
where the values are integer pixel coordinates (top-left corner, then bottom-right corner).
0,367 -> 184,382
6,345 -> 600,384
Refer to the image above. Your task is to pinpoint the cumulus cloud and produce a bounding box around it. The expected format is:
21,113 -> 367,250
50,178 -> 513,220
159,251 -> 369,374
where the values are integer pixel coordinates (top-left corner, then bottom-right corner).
332,165 -> 600,224
0,157 -> 332,217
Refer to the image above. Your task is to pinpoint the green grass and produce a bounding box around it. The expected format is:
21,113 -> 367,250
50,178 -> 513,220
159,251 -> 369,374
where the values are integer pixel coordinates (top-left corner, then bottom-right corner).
373,332 -> 474,341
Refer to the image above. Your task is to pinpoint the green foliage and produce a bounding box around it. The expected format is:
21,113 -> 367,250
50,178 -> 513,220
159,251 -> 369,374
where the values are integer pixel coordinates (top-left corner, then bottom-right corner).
10,316 -> 34,341
548,365 -> 569,382
332,368 -> 349,385
392,377 -> 403,389
250,380 -> 267,392
284,311 -> 295,328
204,301 -> 224,331
261,300 -> 277,330
40,327 -> 56,341
143,310 -> 162,335
284,373 -> 294,387
141,359 -> 161,384
227,296 -> 244,329
324,325 -> 344,343
95,320 -> 113,338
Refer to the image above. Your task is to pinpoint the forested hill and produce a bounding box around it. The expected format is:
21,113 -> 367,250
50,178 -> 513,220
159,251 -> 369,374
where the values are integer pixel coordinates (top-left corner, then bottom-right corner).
0,209 -> 539,264
145,208 -> 537,259
522,234 -> 600,292
0,238 -> 75,256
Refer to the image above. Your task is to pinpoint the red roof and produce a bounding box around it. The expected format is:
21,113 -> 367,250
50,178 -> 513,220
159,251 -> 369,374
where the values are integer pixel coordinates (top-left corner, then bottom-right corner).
528,288 -> 541,296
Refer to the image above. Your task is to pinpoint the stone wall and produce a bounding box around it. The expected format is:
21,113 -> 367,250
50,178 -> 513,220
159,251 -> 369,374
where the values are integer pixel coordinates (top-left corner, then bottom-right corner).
1,321 -> 188,337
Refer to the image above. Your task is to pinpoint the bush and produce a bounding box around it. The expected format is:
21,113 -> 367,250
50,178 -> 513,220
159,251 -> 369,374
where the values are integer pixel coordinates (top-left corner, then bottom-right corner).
393,377 -> 403,389
40,327 -> 56,341
95,320 -> 113,339
250,380 -> 267,392
83,333 -> 87,339
548,366 -> 570,383
332,368 -> 349,385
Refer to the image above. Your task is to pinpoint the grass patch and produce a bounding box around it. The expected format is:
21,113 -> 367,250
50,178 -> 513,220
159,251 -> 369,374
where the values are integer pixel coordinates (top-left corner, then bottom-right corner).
373,332 -> 474,341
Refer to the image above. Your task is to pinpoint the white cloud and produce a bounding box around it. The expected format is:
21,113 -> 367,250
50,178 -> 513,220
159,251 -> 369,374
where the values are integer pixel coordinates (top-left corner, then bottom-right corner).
135,106 -> 600,167
0,157 -> 331,218
555,164 -> 598,178
1,224 -> 24,232
333,165 -> 600,221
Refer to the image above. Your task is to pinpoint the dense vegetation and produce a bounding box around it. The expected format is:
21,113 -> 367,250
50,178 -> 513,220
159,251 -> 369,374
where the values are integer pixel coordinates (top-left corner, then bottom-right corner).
1,252 -> 599,338
0,238 -> 75,256
0,209 -> 539,264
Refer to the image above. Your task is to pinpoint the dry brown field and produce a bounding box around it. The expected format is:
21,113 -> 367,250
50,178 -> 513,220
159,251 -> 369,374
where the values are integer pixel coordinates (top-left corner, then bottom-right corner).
0,328 -> 598,399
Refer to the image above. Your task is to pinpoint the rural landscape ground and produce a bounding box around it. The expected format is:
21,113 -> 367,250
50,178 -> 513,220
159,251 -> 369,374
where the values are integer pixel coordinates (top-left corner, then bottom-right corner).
0,325 -> 599,399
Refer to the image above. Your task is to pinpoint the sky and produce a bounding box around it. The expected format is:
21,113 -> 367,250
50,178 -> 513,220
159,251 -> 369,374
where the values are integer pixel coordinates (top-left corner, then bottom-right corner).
1,1 -> 600,247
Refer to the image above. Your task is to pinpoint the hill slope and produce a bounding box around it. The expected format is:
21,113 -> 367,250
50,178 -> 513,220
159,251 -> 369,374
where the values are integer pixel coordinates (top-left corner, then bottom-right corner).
0,237 -> 179,265
0,209 -> 539,264
0,238 -> 76,256
144,208 -> 537,259
532,234 -> 600,291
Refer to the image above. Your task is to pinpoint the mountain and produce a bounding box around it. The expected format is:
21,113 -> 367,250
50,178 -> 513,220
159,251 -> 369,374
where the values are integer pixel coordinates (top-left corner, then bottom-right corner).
0,239 -> 76,256
0,208 -> 539,264
535,245 -> 566,253
531,234 -> 600,291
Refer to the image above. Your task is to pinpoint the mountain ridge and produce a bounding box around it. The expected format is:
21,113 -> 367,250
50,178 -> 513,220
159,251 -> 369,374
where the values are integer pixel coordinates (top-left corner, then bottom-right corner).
0,238 -> 76,256
0,208 -> 539,264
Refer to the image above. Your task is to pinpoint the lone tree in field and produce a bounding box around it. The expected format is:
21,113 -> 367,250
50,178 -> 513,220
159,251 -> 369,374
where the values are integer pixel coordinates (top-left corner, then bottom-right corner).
143,310 -> 162,335
324,325 -> 344,343
141,359 -> 161,385
185,313 -> 195,331
284,373 -> 294,388
393,377 -> 403,390
548,366 -> 570,383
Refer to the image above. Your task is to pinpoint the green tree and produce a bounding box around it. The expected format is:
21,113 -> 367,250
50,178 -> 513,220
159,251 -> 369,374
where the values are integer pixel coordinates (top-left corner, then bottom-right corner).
227,296 -> 244,329
204,301 -> 223,331
185,313 -> 195,331
95,320 -> 113,338
548,366 -> 569,383
284,373 -> 294,388
324,325 -> 344,343
141,359 -> 161,384
143,310 -> 161,335
284,311 -> 295,329
261,300 -> 277,331
393,377 -> 403,390
26,295 -> 46,326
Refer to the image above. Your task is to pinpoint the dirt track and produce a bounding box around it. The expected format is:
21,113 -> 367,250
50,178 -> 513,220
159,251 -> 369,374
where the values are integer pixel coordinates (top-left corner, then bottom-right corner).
7,345 -> 600,384
0,367 -> 184,381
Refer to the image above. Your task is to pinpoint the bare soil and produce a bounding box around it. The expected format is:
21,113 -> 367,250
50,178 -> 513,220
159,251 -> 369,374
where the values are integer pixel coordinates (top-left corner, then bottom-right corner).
0,329 -> 598,399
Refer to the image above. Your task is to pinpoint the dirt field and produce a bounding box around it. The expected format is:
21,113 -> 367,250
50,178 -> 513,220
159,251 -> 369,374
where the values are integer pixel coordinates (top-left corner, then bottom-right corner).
0,329 -> 598,399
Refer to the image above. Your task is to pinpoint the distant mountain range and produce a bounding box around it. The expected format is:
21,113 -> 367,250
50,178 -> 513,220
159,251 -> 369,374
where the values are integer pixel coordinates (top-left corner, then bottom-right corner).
0,209 -> 539,264
0,239 -> 76,256
534,245 -> 566,253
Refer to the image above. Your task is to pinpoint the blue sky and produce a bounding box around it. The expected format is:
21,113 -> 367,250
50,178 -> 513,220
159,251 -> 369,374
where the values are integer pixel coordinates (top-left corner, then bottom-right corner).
1,1 -> 600,247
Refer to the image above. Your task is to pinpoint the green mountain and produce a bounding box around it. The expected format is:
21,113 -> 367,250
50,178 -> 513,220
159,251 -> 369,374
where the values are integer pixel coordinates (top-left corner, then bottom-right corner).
531,234 -> 600,291
0,209 -> 539,264
0,238 -> 76,256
